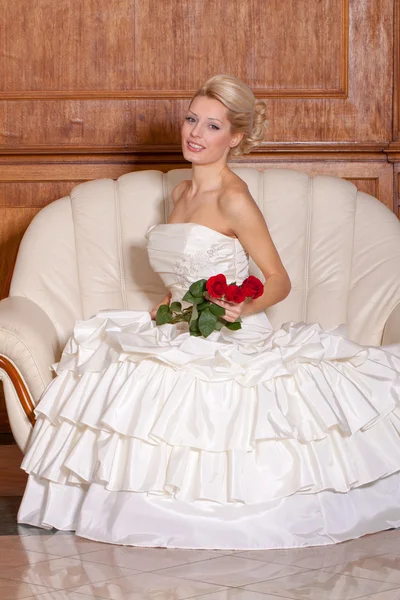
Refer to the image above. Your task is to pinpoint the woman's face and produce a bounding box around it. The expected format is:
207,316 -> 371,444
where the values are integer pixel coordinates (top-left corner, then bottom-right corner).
181,95 -> 242,165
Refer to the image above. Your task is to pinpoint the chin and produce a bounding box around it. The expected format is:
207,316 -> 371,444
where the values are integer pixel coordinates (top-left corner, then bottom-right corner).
181,145 -> 222,166
182,148 -> 207,164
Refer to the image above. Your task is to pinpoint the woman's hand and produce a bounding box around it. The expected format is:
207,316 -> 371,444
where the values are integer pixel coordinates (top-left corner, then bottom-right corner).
150,293 -> 172,320
206,293 -> 246,323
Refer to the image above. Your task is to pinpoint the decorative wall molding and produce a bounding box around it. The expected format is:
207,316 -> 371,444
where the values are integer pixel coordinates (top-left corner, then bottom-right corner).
384,142 -> 400,162
0,88 -> 350,101
0,142 -> 388,160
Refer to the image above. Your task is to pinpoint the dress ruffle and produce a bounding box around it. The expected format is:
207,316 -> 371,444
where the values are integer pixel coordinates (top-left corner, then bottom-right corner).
21,309 -> 400,505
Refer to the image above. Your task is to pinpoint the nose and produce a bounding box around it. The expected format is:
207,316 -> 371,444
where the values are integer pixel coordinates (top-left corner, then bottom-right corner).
190,120 -> 202,137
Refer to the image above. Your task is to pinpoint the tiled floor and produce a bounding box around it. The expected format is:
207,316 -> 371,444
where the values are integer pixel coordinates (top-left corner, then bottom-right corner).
1,498 -> 400,599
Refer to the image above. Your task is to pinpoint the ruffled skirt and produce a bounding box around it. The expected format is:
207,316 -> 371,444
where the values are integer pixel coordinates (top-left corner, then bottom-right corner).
18,309 -> 400,548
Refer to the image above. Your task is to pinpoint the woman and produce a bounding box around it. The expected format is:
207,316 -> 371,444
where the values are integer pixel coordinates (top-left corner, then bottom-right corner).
18,75 -> 400,549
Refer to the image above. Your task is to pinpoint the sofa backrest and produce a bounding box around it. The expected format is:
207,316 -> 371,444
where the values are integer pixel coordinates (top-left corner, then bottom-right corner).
10,167 -> 400,346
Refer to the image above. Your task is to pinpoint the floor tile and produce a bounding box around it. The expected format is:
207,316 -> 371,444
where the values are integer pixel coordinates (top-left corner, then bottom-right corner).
0,547 -> 55,568
1,534 -> 108,557
323,554 -> 400,584
0,557 -> 138,589
363,588 -> 400,599
359,529 -> 400,555
0,577 -> 57,600
19,592 -> 111,600
76,546 -> 227,571
245,569 -> 400,600
235,532 -> 400,570
158,555 -> 308,587
69,571 -> 225,599
191,590 -> 288,599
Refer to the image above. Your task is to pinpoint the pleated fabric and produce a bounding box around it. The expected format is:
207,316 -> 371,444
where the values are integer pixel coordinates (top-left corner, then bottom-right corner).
18,224 -> 400,548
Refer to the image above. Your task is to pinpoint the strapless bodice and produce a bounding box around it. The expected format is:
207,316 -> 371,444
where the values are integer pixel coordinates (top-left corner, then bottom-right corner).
146,223 -> 249,302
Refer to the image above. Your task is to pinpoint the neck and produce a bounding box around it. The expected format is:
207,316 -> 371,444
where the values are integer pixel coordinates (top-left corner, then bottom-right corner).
189,159 -> 229,196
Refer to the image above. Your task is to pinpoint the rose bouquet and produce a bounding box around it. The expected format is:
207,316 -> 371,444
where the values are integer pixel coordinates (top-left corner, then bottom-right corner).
156,274 -> 264,337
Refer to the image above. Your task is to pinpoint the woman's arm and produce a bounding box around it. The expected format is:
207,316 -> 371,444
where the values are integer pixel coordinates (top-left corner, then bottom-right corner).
214,188 -> 291,320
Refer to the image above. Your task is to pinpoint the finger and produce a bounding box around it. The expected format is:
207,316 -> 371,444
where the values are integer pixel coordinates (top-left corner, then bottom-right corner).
210,298 -> 226,307
224,311 -> 240,322
225,307 -> 240,317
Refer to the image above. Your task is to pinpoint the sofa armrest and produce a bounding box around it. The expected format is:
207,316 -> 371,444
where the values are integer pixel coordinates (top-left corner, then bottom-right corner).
0,297 -> 60,451
382,302 -> 400,345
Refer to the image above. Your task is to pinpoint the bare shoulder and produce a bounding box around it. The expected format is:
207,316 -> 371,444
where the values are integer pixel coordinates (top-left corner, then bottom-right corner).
171,180 -> 190,205
219,178 -> 258,219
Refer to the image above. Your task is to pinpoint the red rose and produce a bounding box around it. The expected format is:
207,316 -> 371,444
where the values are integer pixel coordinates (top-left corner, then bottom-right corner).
224,284 -> 246,303
241,276 -> 264,299
206,274 -> 228,298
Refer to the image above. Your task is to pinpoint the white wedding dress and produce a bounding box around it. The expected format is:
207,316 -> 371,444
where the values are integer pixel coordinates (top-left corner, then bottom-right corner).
18,222 -> 400,549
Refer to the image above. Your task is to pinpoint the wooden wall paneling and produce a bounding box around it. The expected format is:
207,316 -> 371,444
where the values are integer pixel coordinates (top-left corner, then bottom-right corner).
0,207 -> 42,299
134,0 -> 348,97
0,393 -> 10,435
0,100 -> 137,152
0,0 -> 392,154
1,0 -> 348,99
0,445 -> 27,495
0,0 -> 136,95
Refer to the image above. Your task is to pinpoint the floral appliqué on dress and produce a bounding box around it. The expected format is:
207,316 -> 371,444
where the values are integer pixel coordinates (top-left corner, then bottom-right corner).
174,244 -> 220,287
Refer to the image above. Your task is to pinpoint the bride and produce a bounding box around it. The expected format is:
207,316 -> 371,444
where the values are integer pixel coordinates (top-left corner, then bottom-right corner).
18,74 -> 400,549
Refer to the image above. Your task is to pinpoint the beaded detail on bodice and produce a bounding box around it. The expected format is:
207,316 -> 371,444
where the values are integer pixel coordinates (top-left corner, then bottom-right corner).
146,223 -> 249,302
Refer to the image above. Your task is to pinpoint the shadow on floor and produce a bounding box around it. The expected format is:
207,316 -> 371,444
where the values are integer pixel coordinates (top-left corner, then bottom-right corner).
0,497 -> 59,537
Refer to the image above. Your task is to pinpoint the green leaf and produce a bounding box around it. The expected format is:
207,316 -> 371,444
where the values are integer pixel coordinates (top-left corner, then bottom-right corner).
197,300 -> 211,311
182,291 -> 204,304
189,318 -> 201,336
156,307 -> 173,326
198,307 -> 218,338
215,320 -> 224,330
189,279 -> 207,298
190,304 -> 198,323
170,301 -> 182,312
210,303 -> 225,317
157,304 -> 170,314
223,321 -> 242,331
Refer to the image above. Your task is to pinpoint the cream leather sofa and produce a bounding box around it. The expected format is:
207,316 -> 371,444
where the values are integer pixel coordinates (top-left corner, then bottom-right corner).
1,167 -> 400,452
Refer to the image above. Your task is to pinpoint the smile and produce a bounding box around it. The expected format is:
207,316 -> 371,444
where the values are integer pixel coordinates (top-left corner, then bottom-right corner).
187,141 -> 205,152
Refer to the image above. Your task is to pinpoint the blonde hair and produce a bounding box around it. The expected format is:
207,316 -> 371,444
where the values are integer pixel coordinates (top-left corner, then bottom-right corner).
191,74 -> 267,157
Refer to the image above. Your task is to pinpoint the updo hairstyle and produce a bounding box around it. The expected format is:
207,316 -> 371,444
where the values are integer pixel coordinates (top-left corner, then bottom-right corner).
192,74 -> 267,157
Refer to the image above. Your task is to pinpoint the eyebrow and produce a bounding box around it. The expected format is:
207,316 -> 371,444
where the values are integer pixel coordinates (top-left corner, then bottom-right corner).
188,110 -> 223,124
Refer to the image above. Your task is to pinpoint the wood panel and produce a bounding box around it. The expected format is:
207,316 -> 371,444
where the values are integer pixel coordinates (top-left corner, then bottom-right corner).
0,446 -> 27,495
134,0 -> 348,97
0,207 -> 42,299
0,0 -> 348,99
0,0 -> 136,95
0,0 -> 392,154
0,394 -> 10,435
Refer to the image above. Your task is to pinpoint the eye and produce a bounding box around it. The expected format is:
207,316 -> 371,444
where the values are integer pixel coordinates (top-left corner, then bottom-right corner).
185,116 -> 196,123
209,124 -> 220,130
